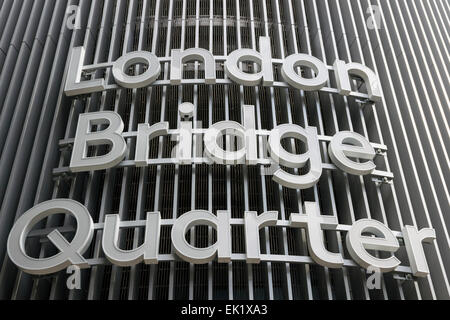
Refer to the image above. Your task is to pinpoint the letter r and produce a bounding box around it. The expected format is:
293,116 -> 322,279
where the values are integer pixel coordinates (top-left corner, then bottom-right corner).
70,112 -> 127,172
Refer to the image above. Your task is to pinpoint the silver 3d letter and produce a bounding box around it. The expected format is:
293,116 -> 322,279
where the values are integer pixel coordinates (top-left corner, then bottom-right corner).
333,60 -> 382,102
346,219 -> 401,273
135,122 -> 169,167
70,112 -> 127,172
171,210 -> 232,264
244,211 -> 278,263
102,212 -> 161,266
290,202 -> 344,268
65,47 -> 106,96
7,200 -> 94,275
328,131 -> 376,175
281,54 -> 329,91
112,51 -> 161,89
170,48 -> 216,85
267,125 -> 322,189
203,105 -> 258,165
224,36 -> 274,86
402,226 -> 436,277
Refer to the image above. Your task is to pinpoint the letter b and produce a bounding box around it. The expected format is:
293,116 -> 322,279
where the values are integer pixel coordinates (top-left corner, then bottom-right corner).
70,112 -> 127,172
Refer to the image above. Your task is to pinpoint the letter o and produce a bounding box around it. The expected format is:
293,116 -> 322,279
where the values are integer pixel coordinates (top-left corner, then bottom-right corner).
112,51 -> 161,89
281,54 -> 328,91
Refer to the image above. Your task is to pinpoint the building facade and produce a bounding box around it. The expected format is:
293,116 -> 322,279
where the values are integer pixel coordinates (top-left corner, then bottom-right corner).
0,0 -> 448,300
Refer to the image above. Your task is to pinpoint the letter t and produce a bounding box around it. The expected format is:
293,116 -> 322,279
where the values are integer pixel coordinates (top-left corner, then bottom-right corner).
289,202 -> 344,268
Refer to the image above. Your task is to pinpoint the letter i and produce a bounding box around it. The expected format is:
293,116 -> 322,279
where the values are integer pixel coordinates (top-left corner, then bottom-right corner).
178,103 -> 194,164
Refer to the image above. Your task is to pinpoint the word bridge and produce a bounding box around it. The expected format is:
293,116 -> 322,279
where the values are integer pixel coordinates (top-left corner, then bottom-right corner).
58,102 -> 393,190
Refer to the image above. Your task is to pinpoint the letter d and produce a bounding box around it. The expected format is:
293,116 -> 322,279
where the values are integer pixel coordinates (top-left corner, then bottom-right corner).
70,112 -> 127,172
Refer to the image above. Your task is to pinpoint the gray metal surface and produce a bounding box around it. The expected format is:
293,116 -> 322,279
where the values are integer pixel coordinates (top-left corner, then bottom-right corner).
0,0 -> 448,300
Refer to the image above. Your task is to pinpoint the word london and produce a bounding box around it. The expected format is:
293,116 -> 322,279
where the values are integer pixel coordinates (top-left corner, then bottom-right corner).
65,36 -> 382,102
